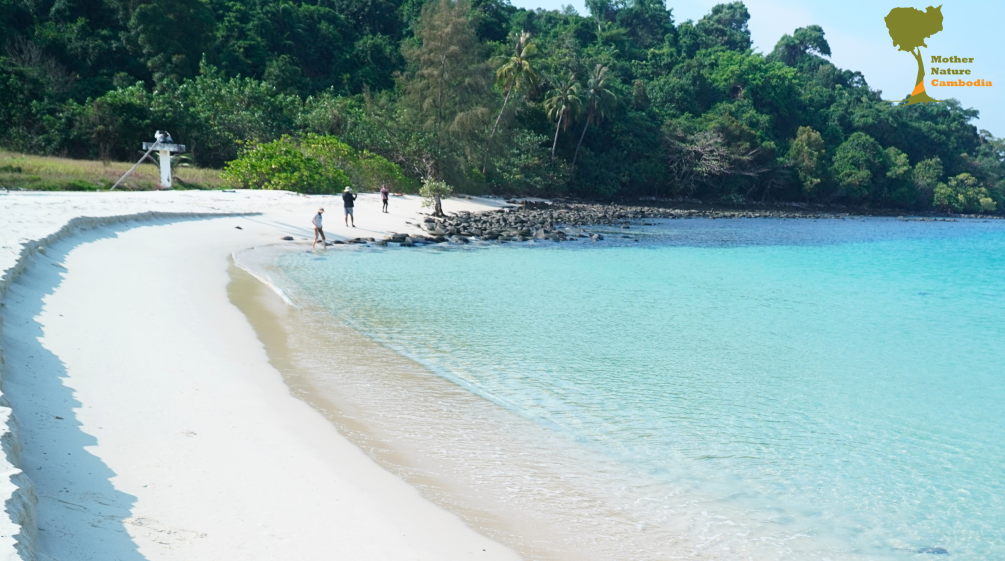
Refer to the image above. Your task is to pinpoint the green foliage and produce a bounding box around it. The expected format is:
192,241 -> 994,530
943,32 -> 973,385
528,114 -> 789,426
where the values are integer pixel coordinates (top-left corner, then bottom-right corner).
908,156 -> 942,206
420,177 -> 453,215
490,30 -> 540,137
0,0 -> 1001,211
399,0 -> 493,188
934,173 -> 997,213
420,177 -> 453,201
544,73 -> 582,162
572,63 -> 617,167
769,26 -> 831,67
786,126 -> 826,197
127,0 -> 216,83
221,133 -> 413,195
883,146 -> 916,207
831,132 -> 885,202
491,130 -> 567,194
222,135 -> 349,194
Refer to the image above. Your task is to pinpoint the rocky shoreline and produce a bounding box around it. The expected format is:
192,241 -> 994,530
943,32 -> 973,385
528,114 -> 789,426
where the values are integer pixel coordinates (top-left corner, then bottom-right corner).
317,200 -> 996,247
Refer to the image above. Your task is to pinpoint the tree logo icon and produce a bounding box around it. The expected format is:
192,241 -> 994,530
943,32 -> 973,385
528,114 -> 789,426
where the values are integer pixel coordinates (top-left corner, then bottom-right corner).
884,4 -> 944,105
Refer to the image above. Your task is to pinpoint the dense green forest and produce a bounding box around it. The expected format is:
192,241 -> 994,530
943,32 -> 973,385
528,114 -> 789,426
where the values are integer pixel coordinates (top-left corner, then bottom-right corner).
2,0 -> 1004,211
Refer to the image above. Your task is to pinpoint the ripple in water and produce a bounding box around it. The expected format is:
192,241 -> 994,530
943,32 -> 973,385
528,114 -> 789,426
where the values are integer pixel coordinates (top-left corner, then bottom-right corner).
238,217 -> 1005,560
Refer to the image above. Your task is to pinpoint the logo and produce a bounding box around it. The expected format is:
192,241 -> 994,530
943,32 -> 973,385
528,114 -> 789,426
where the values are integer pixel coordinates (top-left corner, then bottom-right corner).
884,5 -> 991,106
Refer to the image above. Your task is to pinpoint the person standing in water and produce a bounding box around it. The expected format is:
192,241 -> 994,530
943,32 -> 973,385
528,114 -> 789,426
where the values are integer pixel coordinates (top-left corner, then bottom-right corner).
380,185 -> 389,213
312,207 -> 325,249
343,186 -> 358,227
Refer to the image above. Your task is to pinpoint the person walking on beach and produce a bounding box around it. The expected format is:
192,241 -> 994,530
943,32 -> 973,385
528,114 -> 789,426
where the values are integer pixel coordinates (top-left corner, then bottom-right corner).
312,207 -> 325,249
380,185 -> 389,213
343,186 -> 358,227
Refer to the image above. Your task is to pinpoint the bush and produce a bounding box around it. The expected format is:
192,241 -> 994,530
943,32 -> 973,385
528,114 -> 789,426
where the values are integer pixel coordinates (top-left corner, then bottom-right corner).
221,136 -> 350,194
221,133 -> 414,194
933,173 -> 998,213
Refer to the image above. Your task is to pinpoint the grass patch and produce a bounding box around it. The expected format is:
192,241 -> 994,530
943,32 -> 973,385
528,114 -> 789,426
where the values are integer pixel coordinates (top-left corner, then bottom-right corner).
0,150 -> 230,191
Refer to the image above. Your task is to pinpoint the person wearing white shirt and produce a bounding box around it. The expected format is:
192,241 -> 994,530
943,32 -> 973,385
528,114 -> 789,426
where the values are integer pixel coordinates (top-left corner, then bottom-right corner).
312,208 -> 326,249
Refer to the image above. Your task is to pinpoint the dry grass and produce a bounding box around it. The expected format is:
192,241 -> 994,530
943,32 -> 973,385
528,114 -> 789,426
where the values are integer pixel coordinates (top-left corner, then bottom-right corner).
0,150 -> 230,191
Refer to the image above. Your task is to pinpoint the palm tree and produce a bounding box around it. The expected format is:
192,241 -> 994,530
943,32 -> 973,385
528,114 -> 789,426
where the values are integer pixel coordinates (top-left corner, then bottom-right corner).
543,74 -> 582,164
572,63 -> 616,168
489,31 -> 540,138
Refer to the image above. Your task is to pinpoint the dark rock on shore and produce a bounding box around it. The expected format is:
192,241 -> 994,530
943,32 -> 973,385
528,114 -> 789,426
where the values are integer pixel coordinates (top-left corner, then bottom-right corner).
417,200 -> 846,245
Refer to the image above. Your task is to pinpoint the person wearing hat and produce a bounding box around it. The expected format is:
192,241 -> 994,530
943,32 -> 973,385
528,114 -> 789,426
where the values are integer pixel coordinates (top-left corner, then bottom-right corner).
342,186 -> 358,227
312,207 -> 326,249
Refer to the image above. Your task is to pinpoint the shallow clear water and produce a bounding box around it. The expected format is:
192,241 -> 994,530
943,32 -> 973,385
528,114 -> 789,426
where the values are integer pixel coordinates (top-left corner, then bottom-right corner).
254,217 -> 1005,560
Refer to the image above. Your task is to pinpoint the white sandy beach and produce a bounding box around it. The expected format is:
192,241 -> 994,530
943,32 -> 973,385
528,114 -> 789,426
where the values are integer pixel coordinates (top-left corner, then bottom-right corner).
0,190 -> 521,560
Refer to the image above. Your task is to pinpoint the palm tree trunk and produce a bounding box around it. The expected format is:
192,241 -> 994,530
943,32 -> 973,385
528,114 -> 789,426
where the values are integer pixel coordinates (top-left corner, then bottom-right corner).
550,112 -> 563,164
489,87 -> 513,139
572,107 -> 593,168
482,85 -> 514,174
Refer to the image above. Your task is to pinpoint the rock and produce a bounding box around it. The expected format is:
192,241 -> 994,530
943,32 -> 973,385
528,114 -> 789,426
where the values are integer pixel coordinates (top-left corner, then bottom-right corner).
917,547 -> 949,555
373,240 -> 388,246
433,235 -> 448,243
235,226 -> 243,229
454,236 -> 469,244
590,234 -> 604,241
281,236 -> 294,241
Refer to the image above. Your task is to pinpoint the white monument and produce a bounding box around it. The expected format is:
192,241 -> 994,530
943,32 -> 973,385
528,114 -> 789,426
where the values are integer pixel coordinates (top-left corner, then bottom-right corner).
142,131 -> 186,189
112,130 -> 186,190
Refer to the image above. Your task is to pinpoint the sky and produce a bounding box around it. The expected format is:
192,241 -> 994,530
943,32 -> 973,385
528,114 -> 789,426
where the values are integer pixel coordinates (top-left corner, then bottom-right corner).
506,0 -> 1005,136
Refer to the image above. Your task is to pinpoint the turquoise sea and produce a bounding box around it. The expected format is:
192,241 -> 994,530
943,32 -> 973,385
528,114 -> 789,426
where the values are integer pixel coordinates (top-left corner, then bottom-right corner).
242,217 -> 1005,560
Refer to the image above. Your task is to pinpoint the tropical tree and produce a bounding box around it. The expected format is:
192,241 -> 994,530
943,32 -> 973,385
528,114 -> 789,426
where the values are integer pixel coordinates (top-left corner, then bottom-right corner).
400,0 -> 492,187
572,64 -> 616,168
934,173 -> 997,213
786,126 -> 826,198
884,5 -> 943,105
420,177 -> 453,216
489,30 -> 540,138
543,74 -> 581,163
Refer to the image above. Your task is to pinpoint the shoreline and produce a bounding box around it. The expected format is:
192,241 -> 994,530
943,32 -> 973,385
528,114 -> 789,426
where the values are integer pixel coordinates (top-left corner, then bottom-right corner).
226,250 -> 653,561
233,220 -> 1005,561
0,191 -> 520,560
2,191 -> 997,560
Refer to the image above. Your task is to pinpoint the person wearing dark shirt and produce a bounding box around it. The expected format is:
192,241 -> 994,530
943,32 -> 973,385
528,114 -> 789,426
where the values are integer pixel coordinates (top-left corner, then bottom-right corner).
342,186 -> 357,227
380,185 -> 389,213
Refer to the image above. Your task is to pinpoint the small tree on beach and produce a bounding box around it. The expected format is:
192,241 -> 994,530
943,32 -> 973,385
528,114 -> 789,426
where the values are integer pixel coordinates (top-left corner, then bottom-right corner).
420,177 -> 453,216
